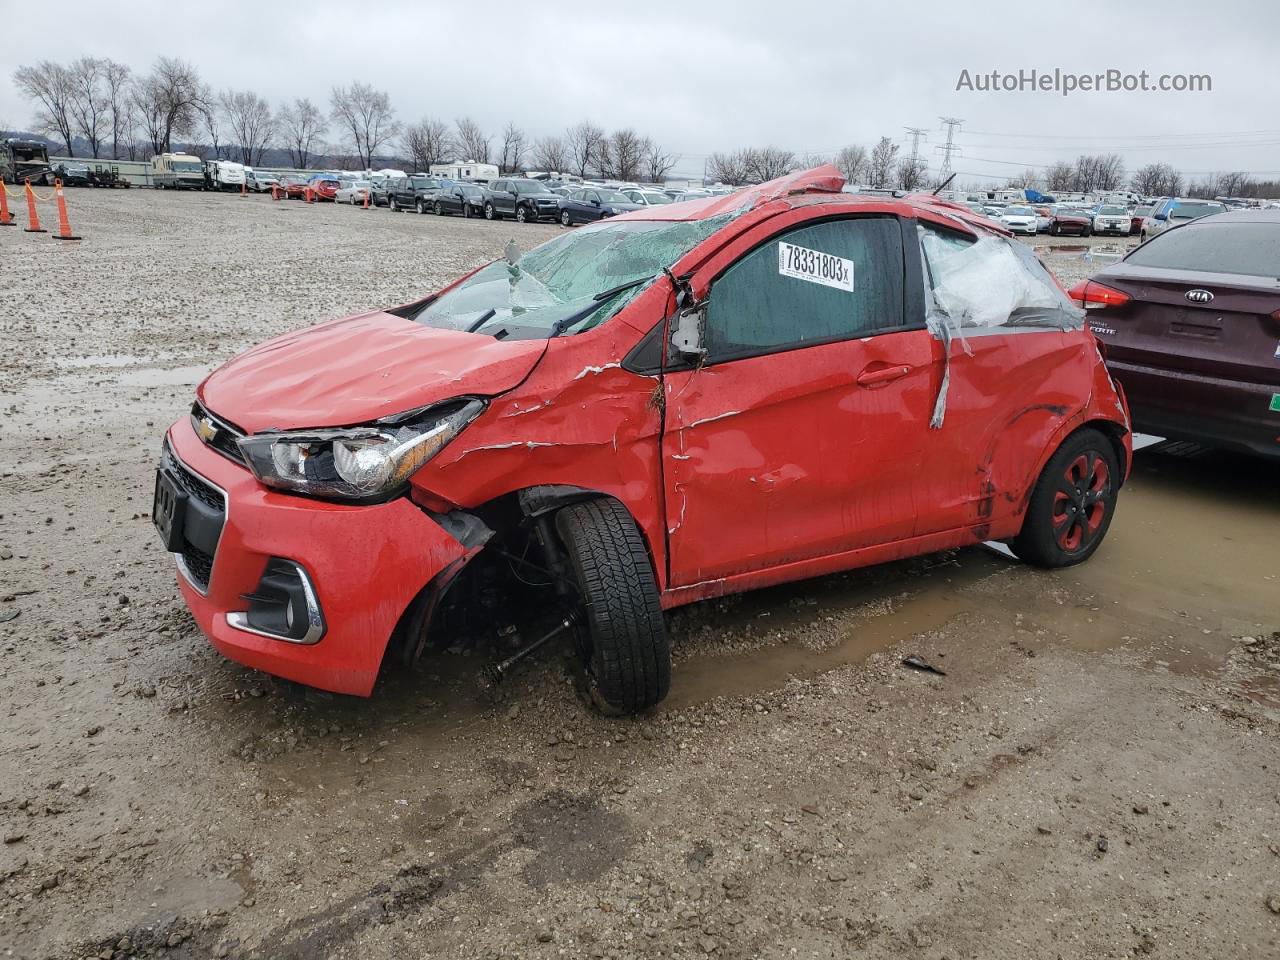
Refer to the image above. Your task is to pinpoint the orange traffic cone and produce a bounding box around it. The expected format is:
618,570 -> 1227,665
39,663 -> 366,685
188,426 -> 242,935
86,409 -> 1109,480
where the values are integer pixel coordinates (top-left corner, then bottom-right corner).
51,179 -> 80,241
271,184 -> 279,201
240,180 -> 247,197
306,186 -> 314,204
0,184 -> 14,226
23,180 -> 45,233
361,188 -> 369,210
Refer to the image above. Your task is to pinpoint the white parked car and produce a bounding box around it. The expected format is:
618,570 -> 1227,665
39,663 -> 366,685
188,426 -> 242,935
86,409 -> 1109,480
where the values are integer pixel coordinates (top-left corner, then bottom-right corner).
1092,205 -> 1132,236
622,188 -> 675,206
335,180 -> 372,205
998,205 -> 1038,235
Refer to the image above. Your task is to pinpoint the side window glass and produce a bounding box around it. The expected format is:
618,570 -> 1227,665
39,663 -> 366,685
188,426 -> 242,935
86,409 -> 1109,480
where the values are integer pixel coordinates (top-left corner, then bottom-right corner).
704,217 -> 904,363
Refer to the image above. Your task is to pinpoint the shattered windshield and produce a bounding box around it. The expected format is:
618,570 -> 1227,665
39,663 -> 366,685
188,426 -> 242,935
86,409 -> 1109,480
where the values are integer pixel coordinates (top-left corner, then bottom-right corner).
414,215 -> 734,340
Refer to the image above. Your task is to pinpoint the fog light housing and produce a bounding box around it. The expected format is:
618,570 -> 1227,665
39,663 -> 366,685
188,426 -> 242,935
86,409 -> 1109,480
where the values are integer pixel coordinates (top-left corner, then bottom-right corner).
226,558 -> 325,645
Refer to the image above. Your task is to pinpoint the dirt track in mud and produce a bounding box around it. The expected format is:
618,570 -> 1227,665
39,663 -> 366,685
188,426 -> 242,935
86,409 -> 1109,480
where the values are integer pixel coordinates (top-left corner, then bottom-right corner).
2,190 -> 1278,960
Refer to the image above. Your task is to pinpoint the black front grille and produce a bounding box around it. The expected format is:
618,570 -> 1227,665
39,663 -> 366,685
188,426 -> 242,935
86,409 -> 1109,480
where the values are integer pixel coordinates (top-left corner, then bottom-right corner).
161,442 -> 226,592
181,546 -> 214,587
164,445 -> 225,511
191,401 -> 248,466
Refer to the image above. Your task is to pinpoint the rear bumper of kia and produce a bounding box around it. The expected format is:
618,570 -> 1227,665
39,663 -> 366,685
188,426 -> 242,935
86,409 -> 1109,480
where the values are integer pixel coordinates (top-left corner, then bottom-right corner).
1108,359 -> 1280,459
162,416 -> 474,695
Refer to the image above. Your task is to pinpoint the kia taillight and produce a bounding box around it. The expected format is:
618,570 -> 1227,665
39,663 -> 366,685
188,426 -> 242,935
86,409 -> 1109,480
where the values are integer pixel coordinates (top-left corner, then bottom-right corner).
1068,280 -> 1132,310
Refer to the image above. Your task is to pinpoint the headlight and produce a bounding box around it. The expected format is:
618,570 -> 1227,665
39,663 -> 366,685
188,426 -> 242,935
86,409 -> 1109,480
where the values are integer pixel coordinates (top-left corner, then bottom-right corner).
236,399 -> 485,501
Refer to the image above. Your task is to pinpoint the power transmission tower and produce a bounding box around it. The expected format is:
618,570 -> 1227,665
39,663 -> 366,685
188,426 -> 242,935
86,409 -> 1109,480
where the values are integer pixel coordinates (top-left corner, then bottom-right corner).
937,117 -> 963,181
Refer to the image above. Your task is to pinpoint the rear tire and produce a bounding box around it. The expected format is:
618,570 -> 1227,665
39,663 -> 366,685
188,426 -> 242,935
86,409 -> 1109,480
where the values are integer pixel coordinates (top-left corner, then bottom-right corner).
389,197 -> 399,211
433,201 -> 443,215
1011,428 -> 1119,569
1082,225 -> 1092,237
555,499 -> 670,714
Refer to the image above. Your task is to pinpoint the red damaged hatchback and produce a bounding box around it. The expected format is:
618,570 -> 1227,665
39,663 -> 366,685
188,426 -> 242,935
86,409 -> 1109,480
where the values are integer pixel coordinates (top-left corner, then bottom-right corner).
154,167 -> 1132,713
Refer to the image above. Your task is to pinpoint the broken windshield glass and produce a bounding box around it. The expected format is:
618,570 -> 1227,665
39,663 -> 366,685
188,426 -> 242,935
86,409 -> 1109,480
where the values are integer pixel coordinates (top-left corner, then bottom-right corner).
413,215 -> 735,340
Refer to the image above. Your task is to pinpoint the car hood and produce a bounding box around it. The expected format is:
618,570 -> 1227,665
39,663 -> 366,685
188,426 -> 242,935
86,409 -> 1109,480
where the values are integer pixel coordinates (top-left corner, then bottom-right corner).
197,311 -> 547,433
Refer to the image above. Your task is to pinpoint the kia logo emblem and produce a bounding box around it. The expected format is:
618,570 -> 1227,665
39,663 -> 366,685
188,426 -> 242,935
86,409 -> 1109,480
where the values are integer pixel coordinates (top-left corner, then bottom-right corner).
1185,289 -> 1214,304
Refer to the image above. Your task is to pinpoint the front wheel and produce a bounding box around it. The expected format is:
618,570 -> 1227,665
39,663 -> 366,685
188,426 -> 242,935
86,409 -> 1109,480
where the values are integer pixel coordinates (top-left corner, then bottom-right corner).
560,210 -> 572,226
515,205 -> 530,223
1011,428 -> 1119,568
555,499 -> 670,714
389,197 -> 399,211
1082,225 -> 1092,237
463,204 -> 472,218
484,202 -> 497,220
415,199 -> 425,214
433,201 -> 443,215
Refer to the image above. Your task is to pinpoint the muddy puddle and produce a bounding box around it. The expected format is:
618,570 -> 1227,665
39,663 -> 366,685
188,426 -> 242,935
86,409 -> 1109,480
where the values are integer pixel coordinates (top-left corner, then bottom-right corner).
655,442 -> 1280,710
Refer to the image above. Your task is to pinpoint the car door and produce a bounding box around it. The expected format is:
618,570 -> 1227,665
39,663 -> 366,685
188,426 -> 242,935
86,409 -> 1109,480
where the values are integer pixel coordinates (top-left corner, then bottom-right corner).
662,214 -> 937,587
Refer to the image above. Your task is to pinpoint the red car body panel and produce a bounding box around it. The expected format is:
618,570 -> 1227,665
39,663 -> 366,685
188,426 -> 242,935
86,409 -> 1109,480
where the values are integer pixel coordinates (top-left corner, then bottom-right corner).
310,179 -> 340,201
167,415 -> 474,695
166,167 -> 1131,693
198,312 -> 546,432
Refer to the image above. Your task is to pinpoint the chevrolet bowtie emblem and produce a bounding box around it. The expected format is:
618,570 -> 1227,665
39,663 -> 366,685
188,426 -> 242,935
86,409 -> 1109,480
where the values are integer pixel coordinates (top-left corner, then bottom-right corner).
196,416 -> 219,443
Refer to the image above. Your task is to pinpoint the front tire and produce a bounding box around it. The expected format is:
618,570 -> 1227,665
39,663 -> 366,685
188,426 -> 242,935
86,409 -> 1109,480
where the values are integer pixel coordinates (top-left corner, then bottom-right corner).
515,205 -> 530,223
416,199 -> 425,214
560,210 -> 572,226
389,197 -> 399,211
555,499 -> 670,714
484,202 -> 497,220
433,201 -> 443,215
1011,428 -> 1119,568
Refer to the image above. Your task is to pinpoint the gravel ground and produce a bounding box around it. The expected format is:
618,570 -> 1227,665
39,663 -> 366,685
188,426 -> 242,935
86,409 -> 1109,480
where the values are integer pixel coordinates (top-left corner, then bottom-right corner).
2,189 -> 1279,960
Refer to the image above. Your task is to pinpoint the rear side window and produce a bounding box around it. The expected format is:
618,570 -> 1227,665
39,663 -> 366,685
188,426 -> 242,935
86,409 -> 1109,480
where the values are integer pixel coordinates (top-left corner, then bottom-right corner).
1126,221 -> 1280,277
705,217 -> 904,362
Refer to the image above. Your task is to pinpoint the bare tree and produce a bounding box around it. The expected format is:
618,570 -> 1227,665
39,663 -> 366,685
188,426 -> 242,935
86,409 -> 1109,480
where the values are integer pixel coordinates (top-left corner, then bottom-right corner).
1214,171 -> 1253,197
402,117 -> 454,171
835,144 -> 868,183
642,139 -> 677,184
278,97 -> 326,168
896,156 -> 927,191
13,61 -> 77,156
330,82 -> 398,169
66,57 -> 109,158
532,135 -> 568,173
454,116 -> 490,164
743,146 -> 795,182
497,121 -> 525,173
220,90 -> 275,165
1044,161 -> 1074,192
596,128 -> 646,180
1071,153 -> 1125,192
102,59 -> 131,159
708,150 -> 750,185
196,87 -> 223,160
566,120 -> 605,178
130,58 -> 203,154
867,137 -> 900,188
794,152 -> 829,171
1130,162 -> 1182,197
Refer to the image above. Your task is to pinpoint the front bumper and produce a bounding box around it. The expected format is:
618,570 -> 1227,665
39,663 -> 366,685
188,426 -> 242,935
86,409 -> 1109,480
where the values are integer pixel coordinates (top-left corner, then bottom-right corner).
161,416 -> 475,694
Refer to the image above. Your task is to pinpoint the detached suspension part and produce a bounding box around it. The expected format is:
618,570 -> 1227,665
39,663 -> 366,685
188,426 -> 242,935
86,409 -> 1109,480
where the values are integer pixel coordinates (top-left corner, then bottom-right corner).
482,611 -> 579,686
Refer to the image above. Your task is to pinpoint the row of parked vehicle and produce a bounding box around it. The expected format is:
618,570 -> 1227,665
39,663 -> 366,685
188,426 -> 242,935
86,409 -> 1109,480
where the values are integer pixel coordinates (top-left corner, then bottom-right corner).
976,197 -> 1232,240
265,170 -> 733,226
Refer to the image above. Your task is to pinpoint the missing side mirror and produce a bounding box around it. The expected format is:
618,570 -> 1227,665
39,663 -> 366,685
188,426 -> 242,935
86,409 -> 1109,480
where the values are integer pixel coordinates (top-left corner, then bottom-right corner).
670,306 -> 707,361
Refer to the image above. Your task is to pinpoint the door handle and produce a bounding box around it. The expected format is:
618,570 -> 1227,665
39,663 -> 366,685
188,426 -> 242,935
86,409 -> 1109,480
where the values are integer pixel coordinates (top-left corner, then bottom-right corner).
856,365 -> 912,386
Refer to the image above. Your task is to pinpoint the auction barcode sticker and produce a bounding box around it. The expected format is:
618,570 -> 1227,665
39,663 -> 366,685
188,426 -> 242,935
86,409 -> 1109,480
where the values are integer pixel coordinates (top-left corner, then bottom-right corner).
778,241 -> 854,292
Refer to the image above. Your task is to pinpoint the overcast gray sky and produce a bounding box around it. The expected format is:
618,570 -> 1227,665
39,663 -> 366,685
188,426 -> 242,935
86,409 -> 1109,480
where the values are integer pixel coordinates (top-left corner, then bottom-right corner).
4,0 -> 1277,183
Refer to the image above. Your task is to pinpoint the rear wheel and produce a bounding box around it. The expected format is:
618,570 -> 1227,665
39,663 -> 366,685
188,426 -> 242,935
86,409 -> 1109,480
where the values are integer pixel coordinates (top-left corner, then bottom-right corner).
389,197 -> 399,211
555,499 -> 670,714
433,200 -> 443,215
1011,429 -> 1119,568
1082,225 -> 1092,237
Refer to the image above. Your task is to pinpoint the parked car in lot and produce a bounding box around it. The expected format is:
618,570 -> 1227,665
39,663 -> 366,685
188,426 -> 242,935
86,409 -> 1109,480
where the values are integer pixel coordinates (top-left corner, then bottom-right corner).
388,176 -> 448,213
246,171 -> 279,193
369,177 -> 399,207
557,187 -> 644,225
1092,205 -> 1133,236
1141,198 -> 1227,240
483,178 -> 563,222
1129,205 -> 1152,236
998,205 -> 1039,235
1048,207 -> 1093,236
433,182 -> 487,217
53,161 -> 91,186
623,188 -> 675,207
282,177 -> 310,200
1071,209 -> 1280,459
1032,206 -> 1053,233
307,177 -> 341,201
335,180 -> 372,205
154,166 -> 1130,714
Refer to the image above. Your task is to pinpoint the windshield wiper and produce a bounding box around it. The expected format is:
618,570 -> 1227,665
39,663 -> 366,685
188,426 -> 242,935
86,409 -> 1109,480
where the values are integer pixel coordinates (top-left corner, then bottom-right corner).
465,308 -> 497,333
548,275 -> 656,339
